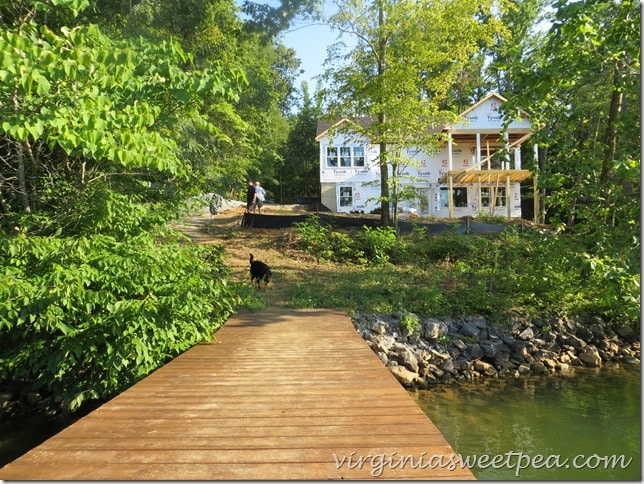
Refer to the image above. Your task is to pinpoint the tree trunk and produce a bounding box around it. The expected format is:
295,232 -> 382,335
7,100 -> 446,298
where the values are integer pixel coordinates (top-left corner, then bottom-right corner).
0,174 -> 10,214
377,0 -> 390,227
15,141 -> 31,213
538,144 -> 547,225
600,66 -> 624,185
379,137 -> 390,227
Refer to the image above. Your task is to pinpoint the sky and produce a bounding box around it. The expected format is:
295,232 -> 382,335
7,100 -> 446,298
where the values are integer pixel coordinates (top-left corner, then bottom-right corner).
280,20 -> 339,88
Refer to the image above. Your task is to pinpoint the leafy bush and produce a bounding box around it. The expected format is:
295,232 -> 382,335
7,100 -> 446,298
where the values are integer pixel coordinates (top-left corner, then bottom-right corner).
357,226 -> 397,264
291,222 -> 639,329
293,214 -> 333,261
0,229 -> 239,411
399,311 -> 422,332
294,215 -> 396,265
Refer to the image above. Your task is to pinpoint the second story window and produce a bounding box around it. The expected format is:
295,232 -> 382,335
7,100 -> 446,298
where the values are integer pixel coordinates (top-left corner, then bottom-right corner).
327,147 -> 338,167
354,147 -> 365,166
340,147 -> 352,166
326,146 -> 367,168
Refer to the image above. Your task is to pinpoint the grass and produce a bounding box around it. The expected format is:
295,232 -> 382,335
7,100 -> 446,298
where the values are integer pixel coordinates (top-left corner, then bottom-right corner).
209,212 -> 638,330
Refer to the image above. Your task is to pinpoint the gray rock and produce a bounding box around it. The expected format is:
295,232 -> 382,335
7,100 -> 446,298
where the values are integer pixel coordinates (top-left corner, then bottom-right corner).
441,360 -> 458,375
470,316 -> 488,329
565,334 -> 586,349
209,193 -> 225,215
473,360 -> 497,376
424,320 -> 447,340
517,363 -> 531,374
393,346 -> 419,373
451,338 -> 466,352
530,361 -> 549,375
621,355 -> 639,364
370,320 -> 388,334
373,335 -> 396,353
575,326 -> 595,343
518,327 -> 535,340
376,352 -> 389,365
555,362 -> 571,372
465,343 -> 485,361
578,345 -> 602,367
480,342 -> 499,359
453,358 -> 471,372
428,364 -> 445,378
430,349 -> 451,361
461,322 -> 481,338
389,365 -> 419,386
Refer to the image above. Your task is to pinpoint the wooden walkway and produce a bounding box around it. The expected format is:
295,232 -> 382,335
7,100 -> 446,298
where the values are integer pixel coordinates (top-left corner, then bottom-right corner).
0,309 -> 475,480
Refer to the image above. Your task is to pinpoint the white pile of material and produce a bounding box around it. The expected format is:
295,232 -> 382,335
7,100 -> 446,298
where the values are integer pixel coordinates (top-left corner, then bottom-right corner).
189,193 -> 245,215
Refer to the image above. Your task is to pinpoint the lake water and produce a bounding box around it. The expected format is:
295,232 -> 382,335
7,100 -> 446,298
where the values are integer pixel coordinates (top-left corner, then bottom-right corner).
412,364 -> 641,480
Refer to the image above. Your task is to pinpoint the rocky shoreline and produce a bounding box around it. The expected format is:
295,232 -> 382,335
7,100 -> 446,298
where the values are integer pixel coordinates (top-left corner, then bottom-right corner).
351,312 -> 640,388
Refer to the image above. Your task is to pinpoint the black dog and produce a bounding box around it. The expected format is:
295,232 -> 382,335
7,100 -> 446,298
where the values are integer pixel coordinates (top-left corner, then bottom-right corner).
249,253 -> 272,287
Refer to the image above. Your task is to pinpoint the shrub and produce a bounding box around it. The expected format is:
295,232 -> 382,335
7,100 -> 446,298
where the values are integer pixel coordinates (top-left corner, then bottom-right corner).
0,229 -> 239,411
357,225 -> 397,264
293,214 -> 333,261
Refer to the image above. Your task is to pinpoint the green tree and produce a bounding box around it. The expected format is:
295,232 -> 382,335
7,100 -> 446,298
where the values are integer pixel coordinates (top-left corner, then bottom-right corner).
0,0 -> 244,410
82,0 -> 303,199
506,0 -> 640,233
502,0 -> 640,323
321,0 -> 509,226
0,1 -> 246,219
279,81 -> 322,202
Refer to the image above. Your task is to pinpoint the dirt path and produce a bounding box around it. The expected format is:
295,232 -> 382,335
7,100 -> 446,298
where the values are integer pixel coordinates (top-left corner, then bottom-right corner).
173,203 -> 336,308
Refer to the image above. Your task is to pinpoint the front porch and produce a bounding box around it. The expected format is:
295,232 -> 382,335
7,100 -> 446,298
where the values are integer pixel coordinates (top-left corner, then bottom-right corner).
438,169 -> 536,221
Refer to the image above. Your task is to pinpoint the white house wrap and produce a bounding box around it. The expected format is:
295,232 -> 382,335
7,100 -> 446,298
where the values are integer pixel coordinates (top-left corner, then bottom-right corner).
316,93 -> 536,219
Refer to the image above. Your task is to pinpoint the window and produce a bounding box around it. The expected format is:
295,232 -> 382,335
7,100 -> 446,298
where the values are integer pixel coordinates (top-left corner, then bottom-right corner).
340,147 -> 352,166
481,187 -> 506,207
354,147 -> 365,166
326,146 -> 366,167
481,146 -> 507,170
440,187 -> 468,208
326,147 -> 338,167
339,186 -> 353,207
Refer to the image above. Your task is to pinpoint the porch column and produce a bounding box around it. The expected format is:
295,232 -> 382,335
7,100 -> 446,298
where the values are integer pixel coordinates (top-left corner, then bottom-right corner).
447,132 -> 453,170
533,174 -> 539,224
477,175 -> 482,216
476,132 -> 481,168
533,143 -> 539,163
504,132 -> 510,169
448,175 -> 454,219
506,174 -> 511,220
514,147 -> 522,169
534,143 -> 543,224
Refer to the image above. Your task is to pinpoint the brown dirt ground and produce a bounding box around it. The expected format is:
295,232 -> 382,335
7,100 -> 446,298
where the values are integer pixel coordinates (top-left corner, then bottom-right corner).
174,203 -> 343,308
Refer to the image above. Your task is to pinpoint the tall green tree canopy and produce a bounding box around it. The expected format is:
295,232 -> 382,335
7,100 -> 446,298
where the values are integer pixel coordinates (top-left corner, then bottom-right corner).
504,0 -> 640,234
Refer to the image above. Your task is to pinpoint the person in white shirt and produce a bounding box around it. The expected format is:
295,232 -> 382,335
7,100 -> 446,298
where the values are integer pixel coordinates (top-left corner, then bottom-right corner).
254,181 -> 266,213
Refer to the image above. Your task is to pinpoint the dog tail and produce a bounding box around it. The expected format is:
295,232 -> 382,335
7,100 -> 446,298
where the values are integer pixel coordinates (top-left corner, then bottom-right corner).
249,253 -> 254,263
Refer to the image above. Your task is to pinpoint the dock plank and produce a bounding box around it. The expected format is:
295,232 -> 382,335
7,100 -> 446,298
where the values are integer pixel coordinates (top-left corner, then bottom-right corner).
0,309 -> 475,480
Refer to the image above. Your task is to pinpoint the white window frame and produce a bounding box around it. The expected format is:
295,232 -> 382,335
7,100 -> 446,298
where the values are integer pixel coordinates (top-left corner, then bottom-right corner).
326,147 -> 338,167
481,187 -> 507,207
440,187 -> 468,208
339,186 -> 353,207
326,146 -> 366,168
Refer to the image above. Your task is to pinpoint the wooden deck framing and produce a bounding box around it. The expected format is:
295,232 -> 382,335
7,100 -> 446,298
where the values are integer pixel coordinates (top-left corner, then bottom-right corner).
0,309 -> 475,480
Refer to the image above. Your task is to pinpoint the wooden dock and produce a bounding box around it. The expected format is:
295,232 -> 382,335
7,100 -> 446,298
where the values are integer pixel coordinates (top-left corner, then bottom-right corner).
0,309 -> 475,480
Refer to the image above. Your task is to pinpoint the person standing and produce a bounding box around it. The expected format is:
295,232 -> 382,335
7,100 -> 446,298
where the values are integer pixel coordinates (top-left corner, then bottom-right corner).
254,181 -> 266,213
246,179 -> 256,213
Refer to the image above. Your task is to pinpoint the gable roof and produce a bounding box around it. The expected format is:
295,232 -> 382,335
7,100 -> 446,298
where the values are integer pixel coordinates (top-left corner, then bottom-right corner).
315,117 -> 374,141
316,93 -> 532,143
458,92 -> 508,118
